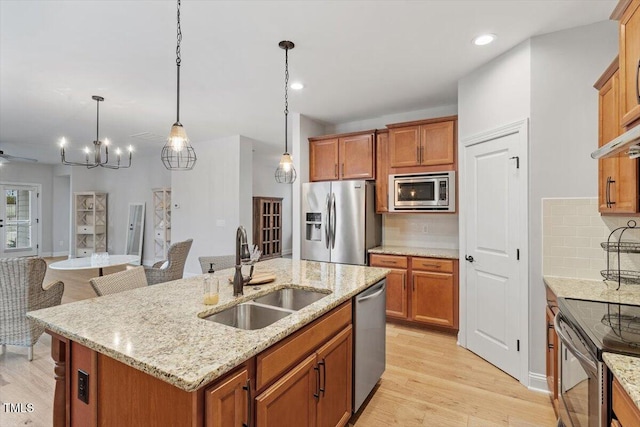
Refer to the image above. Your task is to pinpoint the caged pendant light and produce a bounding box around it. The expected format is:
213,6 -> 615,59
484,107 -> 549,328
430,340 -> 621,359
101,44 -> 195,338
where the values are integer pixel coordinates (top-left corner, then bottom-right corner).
274,40 -> 297,184
161,0 -> 197,171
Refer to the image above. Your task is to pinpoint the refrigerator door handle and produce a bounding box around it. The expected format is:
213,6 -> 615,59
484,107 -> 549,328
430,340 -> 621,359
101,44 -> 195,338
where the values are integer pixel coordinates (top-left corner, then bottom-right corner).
330,193 -> 337,249
325,194 -> 331,249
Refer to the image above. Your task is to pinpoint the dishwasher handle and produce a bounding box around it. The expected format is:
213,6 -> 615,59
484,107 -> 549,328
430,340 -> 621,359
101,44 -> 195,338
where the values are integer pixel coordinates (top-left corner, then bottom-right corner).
357,281 -> 385,302
553,312 -> 597,373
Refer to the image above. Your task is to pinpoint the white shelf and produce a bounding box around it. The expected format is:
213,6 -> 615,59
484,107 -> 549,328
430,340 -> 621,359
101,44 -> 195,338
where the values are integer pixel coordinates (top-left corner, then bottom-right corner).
74,192 -> 107,258
153,188 -> 171,261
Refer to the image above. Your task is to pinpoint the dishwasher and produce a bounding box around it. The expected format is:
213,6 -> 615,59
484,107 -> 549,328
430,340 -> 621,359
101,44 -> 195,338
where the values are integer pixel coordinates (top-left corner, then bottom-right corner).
353,279 -> 386,412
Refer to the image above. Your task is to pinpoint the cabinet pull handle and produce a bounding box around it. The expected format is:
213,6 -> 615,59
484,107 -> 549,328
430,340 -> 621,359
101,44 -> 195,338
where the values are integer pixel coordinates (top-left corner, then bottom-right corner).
341,163 -> 344,177
416,146 -> 420,162
379,260 -> 398,265
334,164 -> 338,178
606,177 -> 610,208
313,365 -> 320,399
420,146 -> 424,164
607,177 -> 616,207
319,359 -> 326,396
242,379 -> 252,427
419,263 -> 441,268
636,58 -> 640,104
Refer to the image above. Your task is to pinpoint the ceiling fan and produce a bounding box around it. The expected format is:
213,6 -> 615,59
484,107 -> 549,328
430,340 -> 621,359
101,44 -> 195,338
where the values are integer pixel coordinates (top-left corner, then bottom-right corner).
0,150 -> 38,163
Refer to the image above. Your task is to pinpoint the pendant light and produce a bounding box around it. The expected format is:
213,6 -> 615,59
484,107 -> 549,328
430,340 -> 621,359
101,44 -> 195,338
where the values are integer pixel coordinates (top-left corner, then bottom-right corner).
274,40 -> 297,184
161,0 -> 196,170
60,95 -> 132,169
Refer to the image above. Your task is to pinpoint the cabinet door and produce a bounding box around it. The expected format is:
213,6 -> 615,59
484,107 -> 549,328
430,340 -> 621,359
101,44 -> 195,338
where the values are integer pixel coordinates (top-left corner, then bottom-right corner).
420,121 -> 455,166
316,326 -> 353,427
620,0 -> 640,127
384,269 -> 408,319
340,133 -> 375,180
255,354 -> 317,427
411,271 -> 455,328
389,126 -> 420,167
545,306 -> 558,407
375,132 -> 389,213
310,139 -> 339,182
205,368 -> 249,427
598,72 -> 621,212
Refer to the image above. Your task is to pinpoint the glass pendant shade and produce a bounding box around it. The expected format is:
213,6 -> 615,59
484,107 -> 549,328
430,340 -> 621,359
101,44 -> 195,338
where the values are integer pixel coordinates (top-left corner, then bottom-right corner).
161,122 -> 196,170
275,152 -> 296,184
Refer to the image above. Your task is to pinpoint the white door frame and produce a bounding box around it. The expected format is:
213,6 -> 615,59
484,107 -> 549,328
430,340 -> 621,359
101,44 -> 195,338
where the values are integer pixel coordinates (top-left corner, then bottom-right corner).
458,119 -> 530,386
0,181 -> 42,257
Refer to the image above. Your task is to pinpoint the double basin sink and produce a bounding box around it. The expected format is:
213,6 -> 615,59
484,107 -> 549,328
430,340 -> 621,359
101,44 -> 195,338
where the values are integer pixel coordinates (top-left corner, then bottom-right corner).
204,288 -> 329,330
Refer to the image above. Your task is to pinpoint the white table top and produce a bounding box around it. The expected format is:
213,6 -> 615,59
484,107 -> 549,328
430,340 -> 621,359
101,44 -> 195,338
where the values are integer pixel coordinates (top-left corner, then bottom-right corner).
49,255 -> 140,271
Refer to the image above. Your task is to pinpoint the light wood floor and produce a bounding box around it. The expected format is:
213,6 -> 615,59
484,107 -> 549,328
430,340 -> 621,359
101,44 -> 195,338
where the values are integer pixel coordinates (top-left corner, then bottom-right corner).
0,258 -> 557,426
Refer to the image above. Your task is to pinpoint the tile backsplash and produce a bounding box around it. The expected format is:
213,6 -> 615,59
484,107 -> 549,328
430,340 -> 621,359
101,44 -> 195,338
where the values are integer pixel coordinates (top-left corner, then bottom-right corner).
542,198 -> 640,280
383,214 -> 459,249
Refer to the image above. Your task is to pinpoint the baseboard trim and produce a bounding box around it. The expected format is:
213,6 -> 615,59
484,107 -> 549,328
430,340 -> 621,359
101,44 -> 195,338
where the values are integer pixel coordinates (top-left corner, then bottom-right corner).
52,251 -> 69,257
528,371 -> 549,394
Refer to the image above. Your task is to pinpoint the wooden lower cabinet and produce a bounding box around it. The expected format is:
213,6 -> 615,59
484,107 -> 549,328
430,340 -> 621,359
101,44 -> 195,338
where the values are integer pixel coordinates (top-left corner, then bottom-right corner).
370,253 -> 458,330
256,326 -> 353,427
205,367 -> 250,427
612,376 -> 640,426
545,286 -> 559,416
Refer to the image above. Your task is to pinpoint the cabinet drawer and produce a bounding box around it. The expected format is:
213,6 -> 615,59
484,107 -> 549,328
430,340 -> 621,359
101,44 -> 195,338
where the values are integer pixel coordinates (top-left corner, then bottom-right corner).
155,228 -> 171,240
77,225 -> 105,234
412,257 -> 453,273
613,377 -> 640,427
76,248 -> 94,257
369,254 -> 408,269
256,301 -> 351,391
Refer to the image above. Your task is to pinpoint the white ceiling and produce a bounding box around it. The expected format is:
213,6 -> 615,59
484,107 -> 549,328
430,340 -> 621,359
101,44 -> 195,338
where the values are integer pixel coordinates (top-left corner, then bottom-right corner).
0,0 -> 617,164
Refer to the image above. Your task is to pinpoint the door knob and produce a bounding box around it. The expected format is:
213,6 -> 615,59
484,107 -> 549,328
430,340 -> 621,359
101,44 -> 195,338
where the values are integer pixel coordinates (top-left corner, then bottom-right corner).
465,255 -> 474,262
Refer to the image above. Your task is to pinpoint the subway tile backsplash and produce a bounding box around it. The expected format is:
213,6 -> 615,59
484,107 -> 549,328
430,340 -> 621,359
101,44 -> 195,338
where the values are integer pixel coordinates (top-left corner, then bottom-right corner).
383,214 -> 459,249
542,198 -> 640,280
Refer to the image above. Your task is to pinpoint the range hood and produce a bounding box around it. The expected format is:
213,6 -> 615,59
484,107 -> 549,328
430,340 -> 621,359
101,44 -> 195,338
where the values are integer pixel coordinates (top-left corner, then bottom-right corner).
591,124 -> 640,159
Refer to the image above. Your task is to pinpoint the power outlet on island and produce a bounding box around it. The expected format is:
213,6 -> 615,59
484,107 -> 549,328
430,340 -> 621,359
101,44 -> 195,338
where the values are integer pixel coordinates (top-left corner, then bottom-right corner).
77,370 -> 89,404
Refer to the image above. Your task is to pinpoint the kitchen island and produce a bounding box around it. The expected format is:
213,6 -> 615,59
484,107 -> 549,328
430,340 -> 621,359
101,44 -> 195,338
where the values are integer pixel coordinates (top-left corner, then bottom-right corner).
28,258 -> 389,427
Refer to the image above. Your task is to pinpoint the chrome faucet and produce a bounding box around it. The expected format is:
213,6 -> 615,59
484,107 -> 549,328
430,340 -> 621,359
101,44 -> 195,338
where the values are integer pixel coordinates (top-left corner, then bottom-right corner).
233,226 -> 252,296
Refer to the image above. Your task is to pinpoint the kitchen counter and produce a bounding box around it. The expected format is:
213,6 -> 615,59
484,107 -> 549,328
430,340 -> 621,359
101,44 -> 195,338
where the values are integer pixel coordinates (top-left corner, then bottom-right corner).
369,245 -> 459,259
604,353 -> 640,410
543,276 -> 640,305
28,258 -> 389,392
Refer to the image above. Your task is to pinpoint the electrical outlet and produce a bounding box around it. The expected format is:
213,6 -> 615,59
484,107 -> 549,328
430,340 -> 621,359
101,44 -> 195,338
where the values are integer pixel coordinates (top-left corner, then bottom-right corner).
78,370 -> 89,404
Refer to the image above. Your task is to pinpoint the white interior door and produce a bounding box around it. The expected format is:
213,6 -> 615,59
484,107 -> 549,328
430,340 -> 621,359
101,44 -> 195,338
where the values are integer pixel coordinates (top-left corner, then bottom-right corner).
462,122 -> 527,381
0,184 -> 39,257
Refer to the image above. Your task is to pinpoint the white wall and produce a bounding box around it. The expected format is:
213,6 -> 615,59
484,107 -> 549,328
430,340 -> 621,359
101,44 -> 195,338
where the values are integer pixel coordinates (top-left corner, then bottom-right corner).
0,162 -> 57,255
70,153 -> 171,264
528,20 -> 618,377
292,113 -> 328,260
171,136 -> 253,276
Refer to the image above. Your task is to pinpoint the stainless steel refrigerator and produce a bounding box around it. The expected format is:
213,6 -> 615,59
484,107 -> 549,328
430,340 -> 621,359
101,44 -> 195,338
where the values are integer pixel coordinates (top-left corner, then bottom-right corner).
302,180 -> 381,265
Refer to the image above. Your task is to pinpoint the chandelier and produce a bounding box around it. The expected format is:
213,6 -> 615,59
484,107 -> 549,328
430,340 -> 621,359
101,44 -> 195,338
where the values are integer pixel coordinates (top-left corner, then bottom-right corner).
161,0 -> 196,170
60,95 -> 132,169
274,40 -> 297,184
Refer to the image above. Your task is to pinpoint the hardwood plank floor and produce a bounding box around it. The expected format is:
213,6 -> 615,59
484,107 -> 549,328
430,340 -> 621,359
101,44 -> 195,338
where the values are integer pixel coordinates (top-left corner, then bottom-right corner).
0,258 -> 556,426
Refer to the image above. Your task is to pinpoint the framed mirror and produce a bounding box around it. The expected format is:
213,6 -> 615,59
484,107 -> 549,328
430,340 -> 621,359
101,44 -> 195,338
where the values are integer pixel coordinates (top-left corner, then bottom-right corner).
125,203 -> 145,264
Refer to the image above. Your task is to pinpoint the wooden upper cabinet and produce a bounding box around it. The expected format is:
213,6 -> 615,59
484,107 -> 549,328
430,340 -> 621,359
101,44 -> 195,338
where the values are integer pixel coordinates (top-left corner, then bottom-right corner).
389,126 -> 421,167
340,133 -> 375,179
375,131 -> 389,213
310,138 -> 339,181
205,368 -> 249,427
618,0 -> 640,127
387,116 -> 457,173
595,57 -> 639,214
309,131 -> 375,182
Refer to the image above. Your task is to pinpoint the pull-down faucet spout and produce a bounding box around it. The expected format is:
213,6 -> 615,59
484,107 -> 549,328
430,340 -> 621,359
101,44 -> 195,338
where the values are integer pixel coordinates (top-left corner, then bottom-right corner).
233,226 -> 251,296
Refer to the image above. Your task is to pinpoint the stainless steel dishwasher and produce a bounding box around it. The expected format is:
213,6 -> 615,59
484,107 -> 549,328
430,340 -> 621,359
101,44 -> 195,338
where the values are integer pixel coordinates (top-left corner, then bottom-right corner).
353,279 -> 386,412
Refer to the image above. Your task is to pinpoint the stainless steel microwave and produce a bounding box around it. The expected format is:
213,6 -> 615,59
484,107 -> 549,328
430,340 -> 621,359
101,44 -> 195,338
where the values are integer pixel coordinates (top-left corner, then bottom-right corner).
388,171 -> 455,212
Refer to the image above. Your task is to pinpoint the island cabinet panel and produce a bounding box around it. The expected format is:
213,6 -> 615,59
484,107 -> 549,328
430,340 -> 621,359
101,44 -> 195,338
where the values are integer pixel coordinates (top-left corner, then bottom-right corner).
255,354 -> 318,427
619,0 -> 640,127
316,326 -> 353,427
96,353 -> 198,427
70,341 -> 97,427
205,367 -> 250,427
612,376 -> 640,426
256,301 -> 351,390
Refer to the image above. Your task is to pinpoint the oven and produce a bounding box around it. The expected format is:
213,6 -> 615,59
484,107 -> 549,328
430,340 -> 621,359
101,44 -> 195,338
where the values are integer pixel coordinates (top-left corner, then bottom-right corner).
388,171 -> 455,212
554,311 -> 608,427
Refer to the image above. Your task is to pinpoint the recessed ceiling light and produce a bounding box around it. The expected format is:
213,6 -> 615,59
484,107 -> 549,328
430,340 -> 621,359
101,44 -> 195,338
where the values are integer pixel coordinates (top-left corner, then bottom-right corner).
290,82 -> 304,90
473,34 -> 497,46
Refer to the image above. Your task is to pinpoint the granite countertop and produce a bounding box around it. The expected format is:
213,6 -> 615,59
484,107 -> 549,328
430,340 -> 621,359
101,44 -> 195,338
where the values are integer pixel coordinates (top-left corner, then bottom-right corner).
28,258 -> 389,392
543,276 -> 640,305
369,245 -> 459,259
604,353 -> 640,410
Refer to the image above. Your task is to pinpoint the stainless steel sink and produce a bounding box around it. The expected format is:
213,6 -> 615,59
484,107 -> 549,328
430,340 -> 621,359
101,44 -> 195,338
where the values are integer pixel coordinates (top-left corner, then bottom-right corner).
204,303 -> 291,330
252,288 -> 328,311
